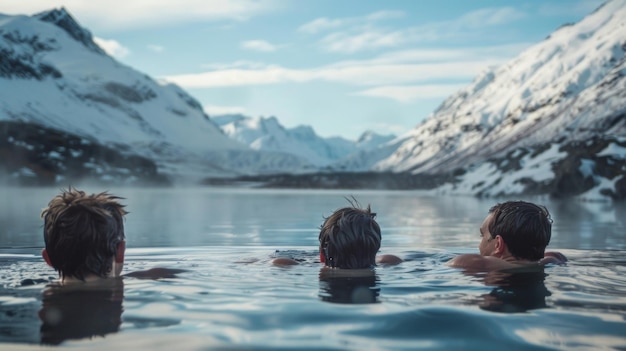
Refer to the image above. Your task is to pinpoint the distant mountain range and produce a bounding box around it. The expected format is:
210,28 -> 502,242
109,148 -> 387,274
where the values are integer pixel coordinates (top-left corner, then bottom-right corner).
0,8 -> 393,184
212,114 -> 395,168
0,3 -> 625,200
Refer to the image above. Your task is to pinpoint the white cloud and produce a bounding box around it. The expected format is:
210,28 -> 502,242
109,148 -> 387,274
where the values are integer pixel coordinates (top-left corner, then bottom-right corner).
93,37 -> 130,58
352,84 -> 467,102
371,43 -> 531,64
162,45 -> 518,89
299,10 -> 405,34
3,0 -> 278,31
365,10 -> 405,21
538,0 -> 605,17
165,66 -> 305,88
455,7 -> 526,28
298,17 -> 344,34
320,30 -> 406,53
147,45 -> 164,53
200,60 -> 270,70
241,40 -> 277,52
304,6 -> 528,54
204,105 -> 247,116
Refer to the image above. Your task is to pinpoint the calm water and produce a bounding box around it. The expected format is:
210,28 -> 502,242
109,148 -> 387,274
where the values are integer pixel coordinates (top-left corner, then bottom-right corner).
0,187 -> 625,350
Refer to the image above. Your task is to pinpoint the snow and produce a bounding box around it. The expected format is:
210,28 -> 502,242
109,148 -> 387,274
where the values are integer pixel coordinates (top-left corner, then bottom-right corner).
367,0 -> 626,200
0,9 -> 329,180
598,142 -> 626,158
47,151 -> 63,160
377,0 -> 626,175
513,144 -> 565,183
213,114 -> 395,168
438,143 -> 569,197
1,4 -> 624,195
579,159 -> 596,178
577,176 -> 619,201
13,168 -> 36,177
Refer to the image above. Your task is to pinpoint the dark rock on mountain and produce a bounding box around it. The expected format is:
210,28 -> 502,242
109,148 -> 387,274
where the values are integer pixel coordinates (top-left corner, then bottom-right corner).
202,171 -> 453,190
0,121 -> 169,186
34,7 -> 105,55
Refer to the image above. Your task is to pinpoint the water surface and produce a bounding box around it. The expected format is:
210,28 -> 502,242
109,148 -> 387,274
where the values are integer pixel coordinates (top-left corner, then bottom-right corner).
0,187 -> 624,350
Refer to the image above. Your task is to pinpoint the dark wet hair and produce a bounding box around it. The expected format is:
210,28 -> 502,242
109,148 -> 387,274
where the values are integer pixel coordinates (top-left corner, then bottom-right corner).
488,201 -> 552,261
318,204 -> 381,269
41,188 -> 128,280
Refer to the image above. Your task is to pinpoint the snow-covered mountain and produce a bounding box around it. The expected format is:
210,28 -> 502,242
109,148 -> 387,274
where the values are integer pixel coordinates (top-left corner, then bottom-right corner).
373,0 -> 626,200
212,114 -> 395,167
2,4 -> 625,199
0,8 -> 313,184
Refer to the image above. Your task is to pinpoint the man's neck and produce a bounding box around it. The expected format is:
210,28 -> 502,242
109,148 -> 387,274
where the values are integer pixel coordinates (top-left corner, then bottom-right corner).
60,272 -> 118,284
496,251 -> 536,265
60,275 -> 99,284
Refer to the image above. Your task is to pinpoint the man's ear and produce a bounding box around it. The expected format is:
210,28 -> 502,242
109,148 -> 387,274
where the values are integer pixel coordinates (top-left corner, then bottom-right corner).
494,235 -> 506,254
42,248 -> 52,266
115,241 -> 126,263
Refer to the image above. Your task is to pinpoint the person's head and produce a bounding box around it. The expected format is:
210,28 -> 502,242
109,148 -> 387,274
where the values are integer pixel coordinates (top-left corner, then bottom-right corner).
318,204 -> 381,269
41,188 -> 128,281
478,201 -> 552,261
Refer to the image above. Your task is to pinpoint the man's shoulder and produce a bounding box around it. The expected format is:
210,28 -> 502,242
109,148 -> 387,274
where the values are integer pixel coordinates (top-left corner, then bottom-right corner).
376,254 -> 402,265
447,254 -> 487,269
124,267 -> 187,279
447,254 -> 518,271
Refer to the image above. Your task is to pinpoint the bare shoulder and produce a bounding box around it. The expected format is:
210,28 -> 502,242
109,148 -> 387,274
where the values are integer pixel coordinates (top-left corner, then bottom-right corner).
271,257 -> 300,266
125,267 -> 187,280
542,251 -> 568,264
447,254 -> 486,269
538,256 -> 567,266
447,254 -> 519,271
376,254 -> 403,266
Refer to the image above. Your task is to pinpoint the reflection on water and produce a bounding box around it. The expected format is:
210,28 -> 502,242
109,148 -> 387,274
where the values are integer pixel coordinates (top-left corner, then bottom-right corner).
39,279 -> 124,345
475,270 -> 551,313
318,269 -> 380,304
0,248 -> 625,350
1,187 -> 624,250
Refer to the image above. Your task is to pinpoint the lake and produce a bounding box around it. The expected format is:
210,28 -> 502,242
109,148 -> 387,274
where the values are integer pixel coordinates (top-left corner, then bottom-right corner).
1,186 -> 625,350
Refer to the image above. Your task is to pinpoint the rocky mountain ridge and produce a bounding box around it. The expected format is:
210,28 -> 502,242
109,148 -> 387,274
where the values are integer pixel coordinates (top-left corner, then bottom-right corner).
1,4 -> 625,201
212,114 -> 395,168
0,8 -> 318,184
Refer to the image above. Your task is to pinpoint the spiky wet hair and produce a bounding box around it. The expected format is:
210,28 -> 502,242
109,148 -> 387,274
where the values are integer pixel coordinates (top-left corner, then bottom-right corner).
41,187 -> 128,280
318,202 -> 381,269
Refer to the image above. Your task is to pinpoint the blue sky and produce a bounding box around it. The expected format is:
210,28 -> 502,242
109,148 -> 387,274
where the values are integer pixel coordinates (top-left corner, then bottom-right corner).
4,0 -> 604,139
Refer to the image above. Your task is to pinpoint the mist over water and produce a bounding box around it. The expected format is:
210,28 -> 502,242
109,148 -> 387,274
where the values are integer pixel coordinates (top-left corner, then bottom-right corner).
1,186 -> 624,251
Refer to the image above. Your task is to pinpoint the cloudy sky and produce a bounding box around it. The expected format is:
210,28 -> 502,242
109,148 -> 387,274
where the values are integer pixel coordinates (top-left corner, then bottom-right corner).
3,0 -> 604,139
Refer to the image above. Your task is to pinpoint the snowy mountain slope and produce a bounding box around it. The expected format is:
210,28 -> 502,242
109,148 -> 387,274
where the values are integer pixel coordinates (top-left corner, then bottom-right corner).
0,8 -> 312,182
434,135 -> 626,200
212,114 -> 395,167
375,0 -> 626,176
355,130 -> 397,151
214,115 -> 321,165
329,136 -> 406,172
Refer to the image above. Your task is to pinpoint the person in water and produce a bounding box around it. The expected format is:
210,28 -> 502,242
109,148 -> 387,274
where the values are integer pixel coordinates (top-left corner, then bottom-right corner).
39,188 -> 184,344
447,200 -> 567,271
41,187 -> 184,282
41,188 -> 128,283
273,203 -> 402,267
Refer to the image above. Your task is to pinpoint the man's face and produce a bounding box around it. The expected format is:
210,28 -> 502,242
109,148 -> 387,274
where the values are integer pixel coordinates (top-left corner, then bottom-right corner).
478,213 -> 497,256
